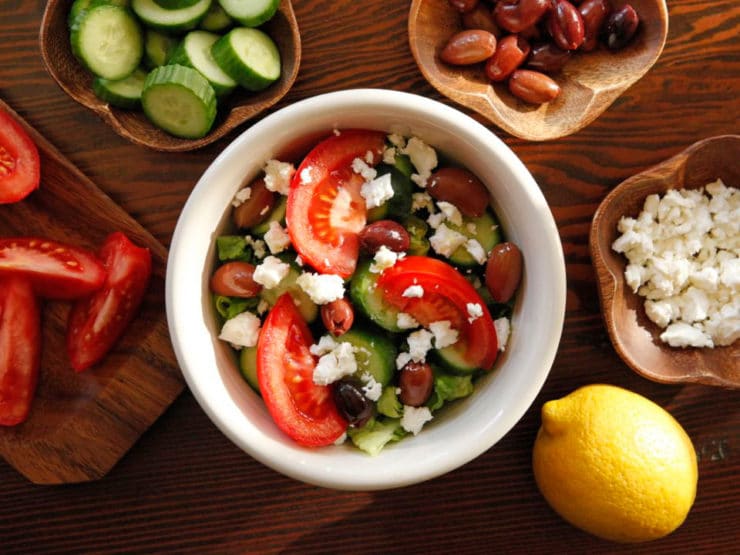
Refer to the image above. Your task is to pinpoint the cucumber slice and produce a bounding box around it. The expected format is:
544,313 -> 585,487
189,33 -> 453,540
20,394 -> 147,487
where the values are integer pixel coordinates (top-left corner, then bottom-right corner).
403,215 -> 430,256
141,64 -> 217,138
70,4 -> 143,80
433,345 -> 479,375
218,0 -> 279,27
169,30 -> 237,97
349,260 -> 402,333
238,345 -> 260,393
447,210 -> 501,267
68,0 -> 131,28
259,265 -> 318,323
211,27 -> 281,91
337,328 -> 397,386
93,67 -> 147,108
250,195 -> 286,236
200,2 -> 234,31
144,29 -> 178,67
131,0 -> 211,32
153,0 -> 200,8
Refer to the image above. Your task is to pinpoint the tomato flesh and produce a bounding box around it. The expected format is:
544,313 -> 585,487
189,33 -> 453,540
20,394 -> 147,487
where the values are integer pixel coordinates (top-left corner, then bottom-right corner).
287,129 -> 386,278
67,232 -> 152,371
257,293 -> 347,446
0,237 -> 106,300
0,276 -> 41,426
0,108 -> 40,204
378,256 -> 499,370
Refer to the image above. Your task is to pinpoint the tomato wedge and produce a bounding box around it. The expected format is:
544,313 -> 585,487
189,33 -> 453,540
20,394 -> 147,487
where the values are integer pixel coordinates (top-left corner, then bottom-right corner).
257,293 -> 347,446
287,129 -> 386,278
0,237 -> 106,299
377,256 -> 499,370
0,276 -> 41,426
0,108 -> 40,204
67,232 -> 152,371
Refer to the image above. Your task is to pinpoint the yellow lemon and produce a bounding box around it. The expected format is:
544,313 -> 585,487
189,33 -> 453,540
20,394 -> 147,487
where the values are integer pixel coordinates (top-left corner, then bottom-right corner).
532,384 -> 697,543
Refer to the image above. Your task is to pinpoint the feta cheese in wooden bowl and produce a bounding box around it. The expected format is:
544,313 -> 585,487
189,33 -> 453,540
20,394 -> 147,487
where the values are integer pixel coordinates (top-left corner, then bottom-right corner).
590,135 -> 740,388
166,89 -> 566,490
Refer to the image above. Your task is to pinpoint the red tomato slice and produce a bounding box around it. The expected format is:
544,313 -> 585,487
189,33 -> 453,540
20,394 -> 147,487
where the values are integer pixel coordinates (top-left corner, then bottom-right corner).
66,232 -> 152,371
0,108 -> 40,204
257,293 -> 347,446
377,256 -> 499,370
287,129 -> 386,278
0,276 -> 41,426
0,237 -> 106,299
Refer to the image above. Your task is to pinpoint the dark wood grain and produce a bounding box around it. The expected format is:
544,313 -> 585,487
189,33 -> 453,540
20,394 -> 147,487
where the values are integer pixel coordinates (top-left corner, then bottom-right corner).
0,0 -> 738,552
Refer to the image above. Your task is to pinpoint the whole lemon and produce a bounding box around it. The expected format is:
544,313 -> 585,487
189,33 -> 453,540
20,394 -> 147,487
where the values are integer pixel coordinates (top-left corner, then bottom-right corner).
532,384 -> 697,543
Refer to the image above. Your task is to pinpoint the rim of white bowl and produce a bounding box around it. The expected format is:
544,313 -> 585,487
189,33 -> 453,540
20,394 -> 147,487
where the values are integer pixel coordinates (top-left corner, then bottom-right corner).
166,89 -> 566,491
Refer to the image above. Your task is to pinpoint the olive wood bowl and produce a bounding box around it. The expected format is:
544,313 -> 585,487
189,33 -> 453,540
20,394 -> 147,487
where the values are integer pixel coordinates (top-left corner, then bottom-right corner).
39,0 -> 301,152
409,0 -> 668,141
590,135 -> 740,388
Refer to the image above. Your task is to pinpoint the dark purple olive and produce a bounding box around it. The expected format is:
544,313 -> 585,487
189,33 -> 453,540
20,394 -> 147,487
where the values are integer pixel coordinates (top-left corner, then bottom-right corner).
602,4 -> 640,50
526,42 -> 572,73
333,378 -> 373,427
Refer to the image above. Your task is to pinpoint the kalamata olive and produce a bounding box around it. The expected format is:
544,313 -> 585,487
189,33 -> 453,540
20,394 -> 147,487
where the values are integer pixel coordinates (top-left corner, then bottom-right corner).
232,177 -> 278,229
440,30 -> 498,65
399,362 -> 435,407
210,261 -> 262,298
321,298 -> 355,336
485,34 -> 531,81
547,0 -> 585,51
333,378 -> 373,427
602,4 -> 639,50
485,242 -> 523,303
578,0 -> 610,51
359,220 -> 410,254
427,167 -> 490,217
449,0 -> 479,13
494,0 -> 551,33
508,69 -> 561,104
462,3 -> 502,36
526,42 -> 571,73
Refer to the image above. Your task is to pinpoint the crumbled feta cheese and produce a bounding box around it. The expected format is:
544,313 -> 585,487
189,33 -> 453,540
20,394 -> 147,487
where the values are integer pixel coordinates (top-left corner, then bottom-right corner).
429,224 -> 467,257
401,406 -> 433,435
402,137 -> 437,188
396,351 -> 413,370
465,239 -> 488,265
402,285 -> 424,298
612,179 -> 739,348
364,150 -> 375,164
467,222 -> 477,234
310,334 -> 338,356
383,146 -> 397,165
387,133 -> 406,148
257,299 -> 270,315
231,186 -> 251,207
427,211 -> 446,230
263,160 -> 295,195
370,245 -> 399,273
296,272 -> 345,305
351,157 -> 377,182
299,167 -> 313,185
313,341 -> 358,385
334,432 -> 347,445
361,172 -> 394,209
467,302 -> 483,323
218,311 -> 261,349
252,256 -> 290,289
361,373 -> 383,401
244,235 -> 267,259
494,317 -> 510,351
295,254 -> 304,266
429,320 -> 459,349
437,201 -> 463,227
397,312 -> 420,330
263,221 -> 291,254
412,192 -> 434,213
407,329 -> 434,362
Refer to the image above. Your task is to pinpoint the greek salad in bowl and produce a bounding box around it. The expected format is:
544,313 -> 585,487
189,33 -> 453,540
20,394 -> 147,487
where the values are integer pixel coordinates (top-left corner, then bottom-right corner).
209,128 -> 522,454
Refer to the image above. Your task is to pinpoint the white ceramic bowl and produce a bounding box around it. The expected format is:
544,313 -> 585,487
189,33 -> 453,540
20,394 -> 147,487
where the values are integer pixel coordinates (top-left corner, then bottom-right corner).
166,89 -> 566,491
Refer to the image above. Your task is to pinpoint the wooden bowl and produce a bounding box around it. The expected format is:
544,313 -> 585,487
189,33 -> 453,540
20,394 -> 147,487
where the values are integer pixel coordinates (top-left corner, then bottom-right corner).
590,135 -> 740,388
409,0 -> 668,141
39,0 -> 301,152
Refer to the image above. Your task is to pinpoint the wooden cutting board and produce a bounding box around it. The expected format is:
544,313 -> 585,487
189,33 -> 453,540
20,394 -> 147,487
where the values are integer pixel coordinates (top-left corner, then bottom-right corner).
0,99 -> 184,484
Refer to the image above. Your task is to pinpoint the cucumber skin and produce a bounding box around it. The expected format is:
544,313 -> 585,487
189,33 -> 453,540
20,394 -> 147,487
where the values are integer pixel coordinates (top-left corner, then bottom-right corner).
238,346 -> 260,393
349,260 -> 402,333
153,0 -> 200,8
219,0 -> 279,27
131,0 -> 212,33
92,68 -> 147,109
448,210 -> 502,268
141,64 -> 217,139
168,31 -> 237,97
210,28 -> 281,91
70,4 -> 144,80
337,328 -> 397,386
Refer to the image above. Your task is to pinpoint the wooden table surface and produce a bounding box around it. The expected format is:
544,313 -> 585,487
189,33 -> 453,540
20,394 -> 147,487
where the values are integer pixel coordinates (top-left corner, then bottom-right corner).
1,1 -> 738,553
